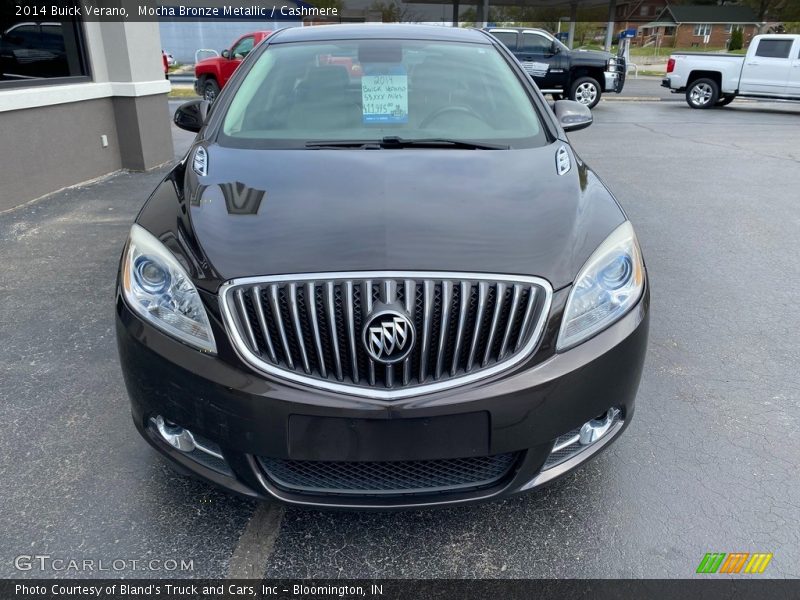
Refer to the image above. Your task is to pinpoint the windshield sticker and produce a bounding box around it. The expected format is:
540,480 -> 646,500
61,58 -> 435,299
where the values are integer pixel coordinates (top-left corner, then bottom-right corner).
362,65 -> 408,124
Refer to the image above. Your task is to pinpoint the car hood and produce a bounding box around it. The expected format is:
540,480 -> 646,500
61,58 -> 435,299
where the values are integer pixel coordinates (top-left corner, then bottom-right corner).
571,49 -> 613,63
164,143 -> 625,291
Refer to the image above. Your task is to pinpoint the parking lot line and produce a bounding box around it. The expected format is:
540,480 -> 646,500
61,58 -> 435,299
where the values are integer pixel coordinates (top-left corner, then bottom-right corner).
227,503 -> 285,579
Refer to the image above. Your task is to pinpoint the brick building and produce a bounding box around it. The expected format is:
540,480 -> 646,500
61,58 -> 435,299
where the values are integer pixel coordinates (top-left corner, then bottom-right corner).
642,4 -> 760,50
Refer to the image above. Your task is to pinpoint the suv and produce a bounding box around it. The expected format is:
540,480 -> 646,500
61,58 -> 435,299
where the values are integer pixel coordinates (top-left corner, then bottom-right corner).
486,27 -> 625,108
194,31 -> 272,101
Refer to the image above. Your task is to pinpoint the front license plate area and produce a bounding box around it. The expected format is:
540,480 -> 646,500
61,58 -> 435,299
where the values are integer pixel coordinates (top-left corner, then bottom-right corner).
288,412 -> 490,462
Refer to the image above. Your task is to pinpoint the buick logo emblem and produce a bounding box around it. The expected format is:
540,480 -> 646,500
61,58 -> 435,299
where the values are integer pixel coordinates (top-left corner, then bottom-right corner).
362,310 -> 415,364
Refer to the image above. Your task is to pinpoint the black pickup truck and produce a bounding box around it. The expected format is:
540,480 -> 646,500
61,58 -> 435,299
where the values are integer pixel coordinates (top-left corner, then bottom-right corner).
486,27 -> 625,108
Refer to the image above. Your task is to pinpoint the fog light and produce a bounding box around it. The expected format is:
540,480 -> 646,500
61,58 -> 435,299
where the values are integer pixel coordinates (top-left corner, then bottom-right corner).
579,407 -> 620,445
541,407 -> 622,471
153,415 -> 196,452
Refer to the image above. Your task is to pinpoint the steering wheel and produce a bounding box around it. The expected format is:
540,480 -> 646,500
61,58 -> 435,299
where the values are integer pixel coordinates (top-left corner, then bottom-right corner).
419,105 -> 487,129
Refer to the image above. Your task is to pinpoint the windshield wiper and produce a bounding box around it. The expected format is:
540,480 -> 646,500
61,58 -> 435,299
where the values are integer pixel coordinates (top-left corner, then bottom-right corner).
304,138 -> 509,150
379,136 -> 509,150
305,140 -> 382,149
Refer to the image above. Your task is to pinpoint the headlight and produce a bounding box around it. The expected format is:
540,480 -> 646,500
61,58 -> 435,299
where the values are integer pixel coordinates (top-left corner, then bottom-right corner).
557,221 -> 644,351
121,224 -> 216,353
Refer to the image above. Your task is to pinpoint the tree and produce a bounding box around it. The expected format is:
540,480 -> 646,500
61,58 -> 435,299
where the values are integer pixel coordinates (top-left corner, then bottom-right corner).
728,28 -> 743,50
369,0 -> 418,22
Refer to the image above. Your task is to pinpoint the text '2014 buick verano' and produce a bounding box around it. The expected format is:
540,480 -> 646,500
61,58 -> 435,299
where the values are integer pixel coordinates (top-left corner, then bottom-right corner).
116,24 -> 649,509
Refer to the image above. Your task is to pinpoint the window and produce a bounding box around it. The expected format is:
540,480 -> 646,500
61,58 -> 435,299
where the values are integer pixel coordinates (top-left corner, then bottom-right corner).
0,12 -> 89,85
664,26 -> 676,36
221,40 -> 547,149
231,36 -> 255,59
640,6 -> 650,16
490,31 -> 518,50
520,32 -> 553,54
725,24 -> 743,34
693,24 -> 712,36
754,39 -> 793,58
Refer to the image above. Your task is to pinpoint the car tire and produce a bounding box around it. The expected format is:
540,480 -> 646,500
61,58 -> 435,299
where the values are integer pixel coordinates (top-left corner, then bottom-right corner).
202,78 -> 220,102
716,95 -> 735,107
686,78 -> 719,109
569,77 -> 601,109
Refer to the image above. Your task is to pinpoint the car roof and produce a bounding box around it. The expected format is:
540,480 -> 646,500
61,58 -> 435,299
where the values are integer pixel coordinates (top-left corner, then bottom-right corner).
486,27 -> 549,34
270,24 -> 492,45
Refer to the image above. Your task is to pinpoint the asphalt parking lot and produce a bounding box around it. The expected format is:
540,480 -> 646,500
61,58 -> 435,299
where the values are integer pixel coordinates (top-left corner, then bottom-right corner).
1,98 -> 799,579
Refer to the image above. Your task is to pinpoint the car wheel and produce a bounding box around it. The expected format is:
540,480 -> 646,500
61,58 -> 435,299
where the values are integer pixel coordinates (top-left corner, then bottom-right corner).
569,77 -> 601,109
203,79 -> 220,102
686,78 -> 719,109
716,95 -> 735,107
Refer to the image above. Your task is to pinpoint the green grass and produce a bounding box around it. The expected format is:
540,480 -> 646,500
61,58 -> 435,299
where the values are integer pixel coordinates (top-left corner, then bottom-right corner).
168,87 -> 199,99
637,69 -> 666,77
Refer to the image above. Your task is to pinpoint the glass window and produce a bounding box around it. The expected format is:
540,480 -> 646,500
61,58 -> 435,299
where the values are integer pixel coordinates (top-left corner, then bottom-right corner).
231,36 -> 254,59
754,39 -> 793,59
490,31 -> 518,50
725,24 -> 742,34
0,12 -> 88,84
693,24 -> 711,36
221,40 -> 547,149
520,32 -> 553,54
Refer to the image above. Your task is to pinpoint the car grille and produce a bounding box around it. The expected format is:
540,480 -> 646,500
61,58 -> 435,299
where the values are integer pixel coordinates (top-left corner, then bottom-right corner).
220,272 -> 551,399
258,453 -> 520,496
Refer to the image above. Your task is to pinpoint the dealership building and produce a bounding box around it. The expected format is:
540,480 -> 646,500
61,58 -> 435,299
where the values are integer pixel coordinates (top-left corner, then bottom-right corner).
0,14 -> 172,210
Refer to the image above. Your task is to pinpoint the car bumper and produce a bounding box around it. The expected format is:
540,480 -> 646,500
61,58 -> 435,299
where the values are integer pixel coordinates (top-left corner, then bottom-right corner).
116,284 -> 649,509
604,70 -> 624,94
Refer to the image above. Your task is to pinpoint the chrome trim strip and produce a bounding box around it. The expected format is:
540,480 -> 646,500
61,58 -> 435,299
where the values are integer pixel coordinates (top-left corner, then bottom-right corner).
451,281 -> 470,377
419,280 -> 435,382
251,286 -> 277,363
434,280 -> 452,380
519,419 -> 625,491
344,280 -> 359,383
466,281 -> 489,372
305,282 -> 327,378
288,283 -> 311,374
499,283 -> 522,360
483,282 -> 505,367
551,433 -> 580,454
268,284 -> 294,370
515,286 -> 538,352
219,271 -> 553,401
324,281 -> 343,381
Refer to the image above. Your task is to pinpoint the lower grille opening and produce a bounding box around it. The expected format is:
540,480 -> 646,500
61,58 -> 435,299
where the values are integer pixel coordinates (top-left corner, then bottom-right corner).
258,453 -> 520,497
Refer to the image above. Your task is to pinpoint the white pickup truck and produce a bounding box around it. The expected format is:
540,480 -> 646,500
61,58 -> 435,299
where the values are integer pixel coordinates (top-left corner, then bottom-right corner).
662,34 -> 800,108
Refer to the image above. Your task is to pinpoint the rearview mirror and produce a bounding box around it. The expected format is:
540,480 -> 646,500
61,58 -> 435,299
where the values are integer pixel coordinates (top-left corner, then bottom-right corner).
221,49 -> 230,59
173,100 -> 211,133
553,100 -> 593,132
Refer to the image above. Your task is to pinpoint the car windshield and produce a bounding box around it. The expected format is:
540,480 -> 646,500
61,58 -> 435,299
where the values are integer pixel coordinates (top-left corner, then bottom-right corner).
220,38 -> 547,149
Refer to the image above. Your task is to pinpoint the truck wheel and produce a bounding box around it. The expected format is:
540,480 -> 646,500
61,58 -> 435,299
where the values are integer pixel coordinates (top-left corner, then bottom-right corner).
569,77 -> 601,109
202,78 -> 220,102
686,78 -> 719,109
716,95 -> 735,107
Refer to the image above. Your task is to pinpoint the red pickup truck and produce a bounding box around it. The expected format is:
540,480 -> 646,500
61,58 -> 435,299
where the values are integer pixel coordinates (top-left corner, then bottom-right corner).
194,31 -> 272,101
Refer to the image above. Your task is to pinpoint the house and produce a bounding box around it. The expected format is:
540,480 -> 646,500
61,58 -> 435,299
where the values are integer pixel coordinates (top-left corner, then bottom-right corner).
640,4 -> 761,50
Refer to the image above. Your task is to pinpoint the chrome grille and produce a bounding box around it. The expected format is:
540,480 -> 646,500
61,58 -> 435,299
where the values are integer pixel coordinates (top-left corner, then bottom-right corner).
258,453 -> 520,496
220,272 -> 552,399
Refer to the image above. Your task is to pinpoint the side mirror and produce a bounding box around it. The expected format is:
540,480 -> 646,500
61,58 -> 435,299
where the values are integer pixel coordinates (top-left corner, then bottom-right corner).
173,99 -> 211,133
554,100 -> 593,132
221,49 -> 230,59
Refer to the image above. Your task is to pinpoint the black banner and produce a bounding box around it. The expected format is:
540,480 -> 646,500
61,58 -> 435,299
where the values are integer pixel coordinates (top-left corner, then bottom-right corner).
3,580 -> 800,600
